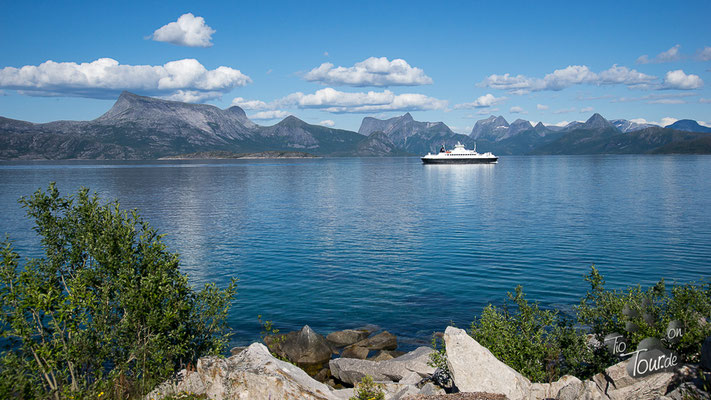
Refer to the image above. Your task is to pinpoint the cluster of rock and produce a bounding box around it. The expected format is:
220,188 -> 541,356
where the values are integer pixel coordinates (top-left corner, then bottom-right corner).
146,326 -> 711,400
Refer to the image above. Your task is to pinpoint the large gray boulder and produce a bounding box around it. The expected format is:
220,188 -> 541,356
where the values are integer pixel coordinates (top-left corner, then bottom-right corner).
353,331 -> 398,350
146,342 -> 339,400
592,359 -> 675,400
327,329 -> 370,348
443,326 -> 531,399
267,325 -> 333,369
329,346 -> 434,385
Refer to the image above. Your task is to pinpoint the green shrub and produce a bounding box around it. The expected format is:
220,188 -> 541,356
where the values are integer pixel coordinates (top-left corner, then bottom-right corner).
577,265 -> 711,363
0,184 -> 237,400
349,375 -> 385,400
471,266 -> 711,383
470,286 -> 594,382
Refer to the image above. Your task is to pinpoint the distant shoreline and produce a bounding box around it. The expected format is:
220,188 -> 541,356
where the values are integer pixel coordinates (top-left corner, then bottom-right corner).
158,151 -> 321,160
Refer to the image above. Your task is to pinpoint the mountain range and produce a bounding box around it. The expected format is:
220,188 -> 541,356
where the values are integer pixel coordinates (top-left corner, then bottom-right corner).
1,92 -> 710,159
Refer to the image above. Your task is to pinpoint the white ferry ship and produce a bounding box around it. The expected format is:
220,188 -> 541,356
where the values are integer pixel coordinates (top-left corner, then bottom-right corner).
421,142 -> 498,164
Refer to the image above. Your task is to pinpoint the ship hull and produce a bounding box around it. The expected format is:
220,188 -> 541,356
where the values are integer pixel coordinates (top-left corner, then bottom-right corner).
421,157 -> 498,164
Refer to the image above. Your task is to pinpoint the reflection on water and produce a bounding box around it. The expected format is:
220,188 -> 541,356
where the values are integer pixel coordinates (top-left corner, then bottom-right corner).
1,155 -> 710,349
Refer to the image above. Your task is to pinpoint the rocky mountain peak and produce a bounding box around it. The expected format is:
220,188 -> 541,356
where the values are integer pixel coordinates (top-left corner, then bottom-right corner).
470,115 -> 510,140
582,113 -> 615,130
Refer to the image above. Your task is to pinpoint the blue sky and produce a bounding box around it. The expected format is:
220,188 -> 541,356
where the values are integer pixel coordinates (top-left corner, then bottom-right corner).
1,0 -> 709,133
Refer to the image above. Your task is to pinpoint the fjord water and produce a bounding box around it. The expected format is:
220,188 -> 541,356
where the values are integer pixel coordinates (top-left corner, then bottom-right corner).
1,155 -> 710,349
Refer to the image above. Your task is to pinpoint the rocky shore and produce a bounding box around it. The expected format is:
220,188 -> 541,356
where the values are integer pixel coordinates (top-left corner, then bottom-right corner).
147,326 -> 711,400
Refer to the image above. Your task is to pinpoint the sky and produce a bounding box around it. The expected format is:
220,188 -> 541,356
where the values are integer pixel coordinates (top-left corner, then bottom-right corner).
1,0 -> 710,133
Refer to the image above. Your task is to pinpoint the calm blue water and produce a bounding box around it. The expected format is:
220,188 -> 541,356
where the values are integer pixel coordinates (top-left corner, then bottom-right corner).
1,156 -> 710,350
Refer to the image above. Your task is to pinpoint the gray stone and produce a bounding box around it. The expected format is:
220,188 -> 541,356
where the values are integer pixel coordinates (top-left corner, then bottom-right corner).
418,382 -> 445,395
147,342 -> 340,400
353,331 -> 398,351
399,371 -> 422,386
341,345 -> 370,359
592,359 -> 675,400
443,326 -> 531,400
369,350 -> 395,361
329,346 -> 434,385
198,343 -> 337,400
267,325 -> 333,368
314,367 -> 331,383
230,346 -> 246,356
327,329 -> 370,348
391,385 -> 419,400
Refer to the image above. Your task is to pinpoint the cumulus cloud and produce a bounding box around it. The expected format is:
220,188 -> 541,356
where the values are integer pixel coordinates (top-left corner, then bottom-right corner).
230,88 -> 446,114
249,110 -> 290,120
280,88 -> 447,113
580,106 -> 594,113
660,117 -> 678,126
0,58 -> 251,101
304,57 -> 433,86
510,106 -> 525,114
537,104 -> 549,110
662,70 -> 704,90
637,45 -> 681,64
697,47 -> 711,61
319,120 -> 335,127
454,93 -> 506,109
151,13 -> 215,47
231,97 -> 271,110
479,65 -> 655,93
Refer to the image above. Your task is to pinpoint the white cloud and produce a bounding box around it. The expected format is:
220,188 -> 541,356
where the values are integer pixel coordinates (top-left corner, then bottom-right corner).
232,87 -> 447,114
662,70 -> 703,90
454,93 -> 506,109
151,13 -> 215,47
699,121 -> 711,128
630,117 -> 681,127
304,57 -> 433,87
546,121 -> 572,127
479,64 -> 655,93
553,107 -> 576,114
162,90 -> 225,102
323,51 -> 330,57
700,98 -> 711,104
319,120 -> 335,127
660,117 -> 678,127
697,47 -> 711,61
648,98 -> 686,104
0,58 -> 251,100
537,104 -> 549,110
280,88 -> 447,113
509,106 -> 525,114
231,97 -> 271,110
637,45 -> 681,64
249,110 -> 290,120
580,106 -> 594,112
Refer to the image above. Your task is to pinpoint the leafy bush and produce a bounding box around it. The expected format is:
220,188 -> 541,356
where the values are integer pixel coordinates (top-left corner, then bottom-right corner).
0,184 -> 237,399
349,375 -> 385,400
471,266 -> 711,383
470,286 -> 594,382
577,265 -> 711,362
